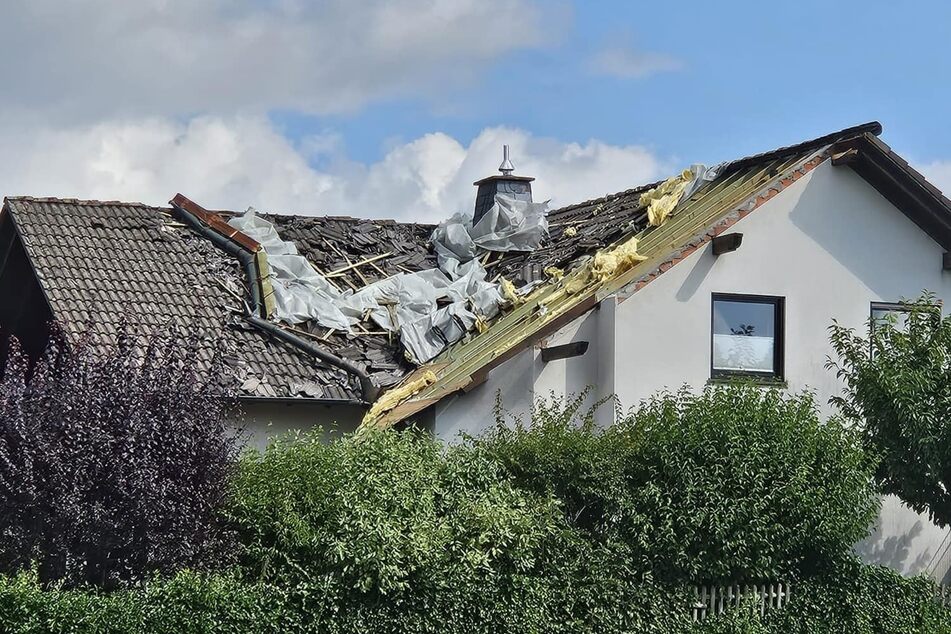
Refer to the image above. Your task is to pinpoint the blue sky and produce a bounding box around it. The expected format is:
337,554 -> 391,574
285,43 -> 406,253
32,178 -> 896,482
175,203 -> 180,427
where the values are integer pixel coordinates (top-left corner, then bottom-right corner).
274,0 -> 951,167
0,1 -> 948,221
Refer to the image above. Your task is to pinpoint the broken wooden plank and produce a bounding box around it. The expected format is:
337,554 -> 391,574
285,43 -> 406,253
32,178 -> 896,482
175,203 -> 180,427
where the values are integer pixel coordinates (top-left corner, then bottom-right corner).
325,252 -> 392,277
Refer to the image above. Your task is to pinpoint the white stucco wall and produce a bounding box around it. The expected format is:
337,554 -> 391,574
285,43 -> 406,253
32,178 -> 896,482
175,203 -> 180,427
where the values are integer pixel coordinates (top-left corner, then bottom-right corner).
433,159 -> 951,578
609,159 -> 951,578
432,298 -> 616,442
611,160 -> 951,410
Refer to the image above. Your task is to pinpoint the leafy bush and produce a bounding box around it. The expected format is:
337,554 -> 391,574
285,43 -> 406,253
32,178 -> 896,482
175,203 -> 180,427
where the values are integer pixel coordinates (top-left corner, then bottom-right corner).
0,329 -> 240,588
4,560 -> 950,634
829,293 -> 951,528
227,428 -> 693,633
477,385 -> 878,583
769,557 -> 951,634
0,569 -> 296,634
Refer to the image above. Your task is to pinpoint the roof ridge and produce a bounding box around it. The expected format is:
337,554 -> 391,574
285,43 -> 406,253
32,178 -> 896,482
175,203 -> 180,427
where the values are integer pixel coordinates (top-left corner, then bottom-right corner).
723,121 -> 882,174
545,121 -> 882,218
548,181 -> 661,216
4,195 -> 164,209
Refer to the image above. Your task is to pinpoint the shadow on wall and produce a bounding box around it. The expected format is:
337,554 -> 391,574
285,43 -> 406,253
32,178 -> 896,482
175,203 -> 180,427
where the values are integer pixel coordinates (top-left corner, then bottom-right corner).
675,243 -> 716,303
788,162 -> 944,300
855,518 -> 933,576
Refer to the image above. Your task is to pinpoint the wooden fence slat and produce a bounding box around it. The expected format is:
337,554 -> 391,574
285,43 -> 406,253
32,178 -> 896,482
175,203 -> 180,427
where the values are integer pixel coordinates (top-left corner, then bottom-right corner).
689,581 -> 793,623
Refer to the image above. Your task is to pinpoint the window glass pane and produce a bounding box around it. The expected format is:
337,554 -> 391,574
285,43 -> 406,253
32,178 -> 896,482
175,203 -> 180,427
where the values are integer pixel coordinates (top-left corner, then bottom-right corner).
871,306 -> 910,330
712,299 -> 775,373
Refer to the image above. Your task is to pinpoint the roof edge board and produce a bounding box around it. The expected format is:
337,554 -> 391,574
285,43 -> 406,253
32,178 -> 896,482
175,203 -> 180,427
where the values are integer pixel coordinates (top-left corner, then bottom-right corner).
1,200 -> 59,335
833,136 -> 951,251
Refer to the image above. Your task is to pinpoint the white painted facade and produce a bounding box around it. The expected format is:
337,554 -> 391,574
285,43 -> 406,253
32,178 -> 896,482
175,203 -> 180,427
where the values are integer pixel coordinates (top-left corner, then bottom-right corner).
243,160 -> 951,579
428,160 -> 951,579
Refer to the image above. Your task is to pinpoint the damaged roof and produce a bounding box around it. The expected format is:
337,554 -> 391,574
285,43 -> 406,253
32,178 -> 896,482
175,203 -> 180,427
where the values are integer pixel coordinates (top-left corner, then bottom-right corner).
2,199 -> 427,400
5,121 -> 942,413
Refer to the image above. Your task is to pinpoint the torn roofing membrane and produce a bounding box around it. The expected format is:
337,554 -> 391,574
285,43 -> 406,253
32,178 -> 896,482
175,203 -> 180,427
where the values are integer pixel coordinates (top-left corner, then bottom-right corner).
229,195 -> 549,365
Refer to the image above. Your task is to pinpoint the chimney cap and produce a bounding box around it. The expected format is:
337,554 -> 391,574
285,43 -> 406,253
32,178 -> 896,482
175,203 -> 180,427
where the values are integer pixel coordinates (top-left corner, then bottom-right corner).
474,144 -> 535,185
472,173 -> 535,186
499,144 -> 515,175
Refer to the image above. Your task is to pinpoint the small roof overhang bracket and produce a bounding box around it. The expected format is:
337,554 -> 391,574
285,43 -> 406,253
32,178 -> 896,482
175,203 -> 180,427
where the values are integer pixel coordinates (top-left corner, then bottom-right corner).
712,233 -> 743,256
540,341 -> 589,362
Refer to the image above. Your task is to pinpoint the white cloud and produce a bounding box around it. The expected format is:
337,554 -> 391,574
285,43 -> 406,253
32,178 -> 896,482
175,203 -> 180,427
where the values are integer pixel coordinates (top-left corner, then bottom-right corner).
0,116 -> 666,223
0,0 -> 553,118
588,46 -> 683,79
919,161 -> 951,197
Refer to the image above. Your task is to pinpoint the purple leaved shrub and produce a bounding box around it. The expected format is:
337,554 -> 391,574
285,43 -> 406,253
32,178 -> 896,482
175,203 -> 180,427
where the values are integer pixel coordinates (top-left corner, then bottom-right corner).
0,326 -> 240,588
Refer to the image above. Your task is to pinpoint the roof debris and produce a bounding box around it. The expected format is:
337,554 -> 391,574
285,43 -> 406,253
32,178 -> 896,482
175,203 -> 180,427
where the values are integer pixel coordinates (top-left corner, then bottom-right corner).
361,369 -> 437,428
591,236 -> 648,282
358,122 -> 891,427
230,195 -> 549,367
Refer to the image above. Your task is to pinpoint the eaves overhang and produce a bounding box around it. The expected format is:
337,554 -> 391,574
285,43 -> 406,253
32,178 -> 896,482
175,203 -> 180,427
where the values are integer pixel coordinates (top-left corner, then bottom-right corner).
832,133 -> 951,251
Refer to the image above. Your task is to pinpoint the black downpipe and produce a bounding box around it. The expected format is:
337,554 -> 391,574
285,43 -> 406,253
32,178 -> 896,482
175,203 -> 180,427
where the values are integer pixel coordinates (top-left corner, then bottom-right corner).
173,206 -> 262,313
245,314 -> 379,402
172,204 -> 379,403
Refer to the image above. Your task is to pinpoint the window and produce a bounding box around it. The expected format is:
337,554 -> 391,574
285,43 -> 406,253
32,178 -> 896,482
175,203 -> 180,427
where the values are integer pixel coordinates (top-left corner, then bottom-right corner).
711,293 -> 784,379
871,302 -> 941,330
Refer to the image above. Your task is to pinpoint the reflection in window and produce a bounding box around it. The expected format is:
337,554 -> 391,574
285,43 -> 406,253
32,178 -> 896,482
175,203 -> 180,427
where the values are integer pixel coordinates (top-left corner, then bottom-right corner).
711,294 -> 784,378
871,302 -> 912,332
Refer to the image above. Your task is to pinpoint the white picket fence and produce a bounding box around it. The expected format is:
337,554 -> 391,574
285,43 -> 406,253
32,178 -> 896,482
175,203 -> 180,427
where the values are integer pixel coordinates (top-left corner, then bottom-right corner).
691,582 -> 792,623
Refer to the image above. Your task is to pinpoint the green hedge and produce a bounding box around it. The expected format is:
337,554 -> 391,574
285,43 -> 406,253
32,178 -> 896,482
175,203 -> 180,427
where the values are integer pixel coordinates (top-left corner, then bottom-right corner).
0,385 -> 943,632
693,561 -> 951,634
226,425 -> 693,632
476,386 -> 877,582
0,570 -> 296,634
4,563 -> 950,634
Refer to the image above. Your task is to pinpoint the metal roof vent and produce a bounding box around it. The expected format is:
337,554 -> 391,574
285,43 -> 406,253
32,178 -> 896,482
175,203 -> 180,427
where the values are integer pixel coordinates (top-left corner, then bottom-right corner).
498,144 -> 515,175
473,145 -> 534,225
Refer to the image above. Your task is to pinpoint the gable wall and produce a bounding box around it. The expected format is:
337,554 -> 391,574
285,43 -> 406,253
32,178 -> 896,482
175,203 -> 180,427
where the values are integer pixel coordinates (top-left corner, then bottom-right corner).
0,211 -> 54,359
612,159 -> 951,410
615,162 -> 951,580
433,159 -> 951,579
612,160 -> 951,580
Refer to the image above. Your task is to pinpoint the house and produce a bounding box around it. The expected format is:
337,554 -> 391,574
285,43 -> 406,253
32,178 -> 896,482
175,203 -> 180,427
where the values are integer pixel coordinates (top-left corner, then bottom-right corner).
2,121 -> 951,579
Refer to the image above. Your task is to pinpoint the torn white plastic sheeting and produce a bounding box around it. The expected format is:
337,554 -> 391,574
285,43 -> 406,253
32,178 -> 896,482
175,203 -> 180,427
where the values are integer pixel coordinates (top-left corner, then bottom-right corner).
682,163 -> 724,200
432,196 -> 549,273
228,211 -> 352,329
228,194 -> 543,365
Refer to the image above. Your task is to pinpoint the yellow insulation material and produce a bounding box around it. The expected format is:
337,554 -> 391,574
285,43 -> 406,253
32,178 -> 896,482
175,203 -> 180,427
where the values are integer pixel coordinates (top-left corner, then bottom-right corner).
591,236 -> 647,282
640,168 -> 693,227
500,277 -> 523,305
361,370 -> 437,428
563,226 -> 577,237
544,266 -> 564,281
